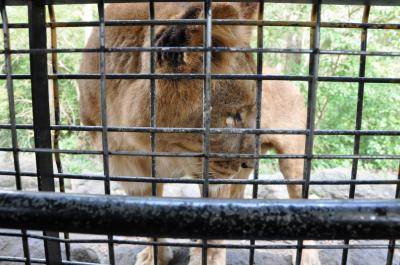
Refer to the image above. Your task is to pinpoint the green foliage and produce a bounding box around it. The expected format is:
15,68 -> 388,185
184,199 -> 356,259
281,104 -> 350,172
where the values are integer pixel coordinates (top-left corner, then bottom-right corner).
0,4 -> 398,174
260,4 -> 399,171
0,6 -> 89,173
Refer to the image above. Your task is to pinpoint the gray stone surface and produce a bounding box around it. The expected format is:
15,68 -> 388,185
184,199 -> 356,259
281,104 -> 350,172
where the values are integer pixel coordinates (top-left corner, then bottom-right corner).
319,243 -> 400,265
71,246 -> 101,263
2,237 -> 398,265
0,153 -> 398,264
115,246 -> 371,265
255,168 -> 397,200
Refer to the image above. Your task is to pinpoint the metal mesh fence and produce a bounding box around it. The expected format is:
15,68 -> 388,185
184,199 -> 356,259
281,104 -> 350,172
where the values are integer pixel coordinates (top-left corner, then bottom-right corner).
0,1 -> 399,265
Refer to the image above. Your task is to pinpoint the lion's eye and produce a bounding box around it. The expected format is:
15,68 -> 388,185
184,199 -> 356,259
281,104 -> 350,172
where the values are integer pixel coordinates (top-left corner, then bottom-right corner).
226,116 -> 235,127
235,113 -> 242,122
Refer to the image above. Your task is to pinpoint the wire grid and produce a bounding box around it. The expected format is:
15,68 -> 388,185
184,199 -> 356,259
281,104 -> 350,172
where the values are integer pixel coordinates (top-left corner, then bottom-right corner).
0,1 -> 399,265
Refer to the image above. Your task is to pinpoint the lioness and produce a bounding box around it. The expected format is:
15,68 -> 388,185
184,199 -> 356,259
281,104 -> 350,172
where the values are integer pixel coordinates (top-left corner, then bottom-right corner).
79,2 -> 320,265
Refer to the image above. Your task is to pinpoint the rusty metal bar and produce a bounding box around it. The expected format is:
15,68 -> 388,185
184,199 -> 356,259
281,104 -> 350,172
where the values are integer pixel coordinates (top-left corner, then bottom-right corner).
341,5 -> 371,265
0,1 -> 31,264
97,1 -> 115,264
250,1 -> 265,264
27,0 -> 62,264
303,0 -> 321,199
202,0 -> 212,198
201,1 -> 213,263
296,1 -> 322,264
47,6 -> 71,262
148,1 -> 160,264
149,0 -> 157,197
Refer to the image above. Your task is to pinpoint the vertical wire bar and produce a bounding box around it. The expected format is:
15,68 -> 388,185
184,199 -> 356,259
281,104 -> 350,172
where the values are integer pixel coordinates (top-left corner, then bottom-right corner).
149,0 -> 157,201
202,1 -> 212,264
28,1 -> 62,264
302,0 -> 321,199
341,5 -> 370,265
249,1 -> 264,264
48,5 -> 65,197
385,163 -> 400,265
252,0 -> 264,204
0,2 -> 31,264
202,0 -> 212,198
349,6 -> 370,198
47,5 -> 71,261
149,1 -> 159,264
97,1 -> 115,264
296,1 -> 321,264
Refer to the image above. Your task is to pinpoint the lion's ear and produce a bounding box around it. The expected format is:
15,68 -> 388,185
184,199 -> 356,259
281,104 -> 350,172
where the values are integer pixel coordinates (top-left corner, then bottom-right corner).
154,22 -> 191,68
236,3 -> 259,20
154,3 -> 242,69
234,3 -> 260,41
154,6 -> 201,68
211,3 -> 241,20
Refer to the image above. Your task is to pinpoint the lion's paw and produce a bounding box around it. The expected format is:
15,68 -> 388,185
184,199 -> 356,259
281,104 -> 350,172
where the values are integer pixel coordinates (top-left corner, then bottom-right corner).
135,247 -> 153,265
292,249 -> 321,265
135,246 -> 173,265
188,247 -> 226,265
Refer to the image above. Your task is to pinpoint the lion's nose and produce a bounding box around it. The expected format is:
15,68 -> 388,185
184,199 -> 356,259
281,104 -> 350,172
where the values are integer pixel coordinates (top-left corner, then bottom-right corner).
241,160 -> 254,169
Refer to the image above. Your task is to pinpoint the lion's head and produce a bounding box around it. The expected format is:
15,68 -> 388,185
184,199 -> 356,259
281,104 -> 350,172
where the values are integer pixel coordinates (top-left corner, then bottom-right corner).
141,3 -> 257,178
80,2 -> 258,180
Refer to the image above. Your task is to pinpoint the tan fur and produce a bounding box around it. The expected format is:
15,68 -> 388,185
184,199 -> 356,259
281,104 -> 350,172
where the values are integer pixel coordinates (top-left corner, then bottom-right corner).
230,68 -> 321,265
79,3 -> 319,265
230,67 -> 306,200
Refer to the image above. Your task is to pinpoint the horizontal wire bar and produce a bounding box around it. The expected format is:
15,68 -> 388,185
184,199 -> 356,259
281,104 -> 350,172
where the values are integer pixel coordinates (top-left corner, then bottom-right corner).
1,47 -> 315,54
0,124 -> 399,136
0,231 -> 399,250
1,169 -> 399,185
0,256 -> 46,264
0,256 -> 106,265
0,147 -> 398,159
1,73 -> 400,83
34,127 -> 400,136
1,20 -> 400,29
2,47 -> 400,57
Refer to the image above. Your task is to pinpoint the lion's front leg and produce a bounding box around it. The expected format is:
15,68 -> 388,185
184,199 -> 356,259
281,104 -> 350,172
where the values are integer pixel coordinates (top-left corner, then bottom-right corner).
135,244 -> 173,265
187,184 -> 231,265
292,247 -> 321,265
188,243 -> 226,265
188,241 -> 226,265
112,156 -> 173,265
